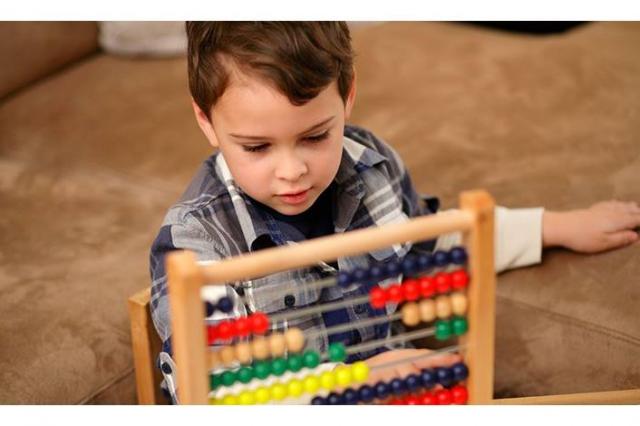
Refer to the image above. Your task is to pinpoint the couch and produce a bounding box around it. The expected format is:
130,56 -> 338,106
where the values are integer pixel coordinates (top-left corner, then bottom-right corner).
1,21 -> 638,404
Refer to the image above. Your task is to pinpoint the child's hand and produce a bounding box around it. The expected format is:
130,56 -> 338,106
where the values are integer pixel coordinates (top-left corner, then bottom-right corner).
361,349 -> 461,385
543,201 -> 640,253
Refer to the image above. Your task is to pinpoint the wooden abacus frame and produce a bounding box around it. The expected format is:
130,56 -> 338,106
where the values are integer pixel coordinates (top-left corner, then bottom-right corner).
166,189 -> 496,405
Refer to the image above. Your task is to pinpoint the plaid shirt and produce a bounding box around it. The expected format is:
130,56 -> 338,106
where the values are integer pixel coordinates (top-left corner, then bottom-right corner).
149,125 -> 439,403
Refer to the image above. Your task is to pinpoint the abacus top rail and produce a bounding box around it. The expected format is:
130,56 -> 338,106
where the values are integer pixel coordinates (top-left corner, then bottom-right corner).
199,210 -> 475,285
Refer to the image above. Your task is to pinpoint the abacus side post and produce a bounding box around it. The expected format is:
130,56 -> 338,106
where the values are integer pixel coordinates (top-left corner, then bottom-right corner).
167,250 -> 209,404
460,190 -> 496,404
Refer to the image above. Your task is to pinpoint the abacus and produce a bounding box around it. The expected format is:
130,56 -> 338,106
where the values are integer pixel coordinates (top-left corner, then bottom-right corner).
166,190 -> 496,405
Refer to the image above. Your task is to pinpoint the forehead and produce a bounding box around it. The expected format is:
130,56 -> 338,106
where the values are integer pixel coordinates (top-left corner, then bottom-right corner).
212,71 -> 342,136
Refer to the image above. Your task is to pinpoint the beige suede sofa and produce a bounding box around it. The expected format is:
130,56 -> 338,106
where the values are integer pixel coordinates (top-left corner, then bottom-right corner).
1,21 -> 639,404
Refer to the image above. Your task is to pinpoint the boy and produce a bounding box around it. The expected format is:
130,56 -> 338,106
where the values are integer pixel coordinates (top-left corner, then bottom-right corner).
150,22 -> 640,403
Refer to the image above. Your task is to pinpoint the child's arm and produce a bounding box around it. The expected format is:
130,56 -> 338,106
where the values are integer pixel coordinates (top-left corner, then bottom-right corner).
542,201 -> 640,253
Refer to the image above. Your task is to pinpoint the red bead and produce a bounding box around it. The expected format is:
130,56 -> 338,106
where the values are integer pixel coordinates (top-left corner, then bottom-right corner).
404,395 -> 419,405
207,325 -> 219,345
401,279 -> 420,301
451,270 -> 469,290
451,385 -> 468,405
369,286 -> 387,309
435,389 -> 452,405
386,284 -> 404,303
233,317 -> 251,337
435,272 -> 452,294
250,312 -> 269,334
419,391 -> 435,405
418,276 -> 435,298
389,398 -> 403,405
217,320 -> 233,340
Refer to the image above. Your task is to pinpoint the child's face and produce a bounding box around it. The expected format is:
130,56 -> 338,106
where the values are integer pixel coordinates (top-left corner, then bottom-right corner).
193,70 -> 356,216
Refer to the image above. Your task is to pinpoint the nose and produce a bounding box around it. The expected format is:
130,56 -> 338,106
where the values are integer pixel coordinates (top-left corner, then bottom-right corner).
275,151 -> 308,182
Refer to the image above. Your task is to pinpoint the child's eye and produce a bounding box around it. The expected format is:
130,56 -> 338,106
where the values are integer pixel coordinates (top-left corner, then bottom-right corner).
243,144 -> 269,153
304,131 -> 330,143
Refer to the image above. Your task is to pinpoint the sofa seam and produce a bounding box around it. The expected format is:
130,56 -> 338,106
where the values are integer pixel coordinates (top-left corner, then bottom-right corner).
75,366 -> 135,405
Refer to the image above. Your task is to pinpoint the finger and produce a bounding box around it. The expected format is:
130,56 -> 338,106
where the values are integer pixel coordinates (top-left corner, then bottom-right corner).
604,230 -> 639,250
410,352 -> 462,370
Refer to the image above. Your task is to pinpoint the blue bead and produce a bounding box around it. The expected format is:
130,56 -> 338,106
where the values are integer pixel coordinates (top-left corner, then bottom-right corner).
390,378 -> 406,396
384,260 -> 401,278
402,254 -> 418,276
450,247 -> 468,265
452,362 -> 469,382
433,250 -> 450,267
416,253 -> 433,272
327,392 -> 345,405
435,367 -> 454,388
217,296 -> 234,313
405,374 -> 422,392
369,264 -> 385,283
343,388 -> 359,405
352,267 -> 370,284
204,301 -> 216,317
337,271 -> 352,288
311,396 -> 326,405
420,369 -> 436,388
374,381 -> 390,400
358,385 -> 375,403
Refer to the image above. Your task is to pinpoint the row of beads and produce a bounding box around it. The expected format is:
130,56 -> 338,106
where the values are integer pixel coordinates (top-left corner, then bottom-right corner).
208,328 -> 305,368
337,247 -> 468,288
210,361 -> 370,405
310,362 -> 468,405
369,269 -> 469,309
207,312 -> 269,344
210,343 -> 347,389
387,385 -> 468,405
400,293 -> 468,327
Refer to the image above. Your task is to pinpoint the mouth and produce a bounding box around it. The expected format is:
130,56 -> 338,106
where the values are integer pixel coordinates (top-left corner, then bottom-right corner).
277,188 -> 310,205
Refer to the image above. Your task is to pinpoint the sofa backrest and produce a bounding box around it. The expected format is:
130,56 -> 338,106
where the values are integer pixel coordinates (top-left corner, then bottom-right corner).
0,22 -> 99,99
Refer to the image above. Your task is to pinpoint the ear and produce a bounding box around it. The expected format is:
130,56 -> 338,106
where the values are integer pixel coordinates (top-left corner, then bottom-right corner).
344,69 -> 357,120
191,99 -> 220,149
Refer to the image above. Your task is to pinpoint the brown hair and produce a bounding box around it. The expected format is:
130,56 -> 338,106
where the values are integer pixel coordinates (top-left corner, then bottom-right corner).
186,22 -> 354,120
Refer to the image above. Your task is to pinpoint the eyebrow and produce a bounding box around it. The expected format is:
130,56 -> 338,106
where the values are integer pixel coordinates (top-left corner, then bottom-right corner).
228,115 -> 335,141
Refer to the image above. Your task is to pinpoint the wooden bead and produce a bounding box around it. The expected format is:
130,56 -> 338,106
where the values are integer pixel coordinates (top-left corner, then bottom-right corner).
235,341 -> 252,365
284,328 -> 305,353
435,295 -> 452,319
400,302 -> 420,327
208,349 -> 222,369
451,292 -> 468,316
220,345 -> 237,366
269,333 -> 286,357
418,299 -> 436,322
251,336 -> 270,360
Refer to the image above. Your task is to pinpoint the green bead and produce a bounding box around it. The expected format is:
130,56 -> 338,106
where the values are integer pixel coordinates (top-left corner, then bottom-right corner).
303,350 -> 320,369
221,370 -> 237,387
435,319 -> 452,340
210,373 -> 222,390
452,316 -> 468,336
253,361 -> 271,380
287,354 -> 304,372
271,357 -> 288,376
328,343 -> 347,362
237,366 -> 254,384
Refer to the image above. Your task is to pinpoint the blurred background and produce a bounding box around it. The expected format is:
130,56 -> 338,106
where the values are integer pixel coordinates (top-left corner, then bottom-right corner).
0,21 -> 638,404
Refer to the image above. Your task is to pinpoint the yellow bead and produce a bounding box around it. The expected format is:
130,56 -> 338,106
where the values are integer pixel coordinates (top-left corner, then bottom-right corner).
451,292 -> 468,316
351,361 -> 370,382
419,299 -> 436,322
303,375 -> 321,394
436,295 -> 452,319
254,387 -> 270,404
287,379 -> 304,397
270,383 -> 288,401
269,333 -> 287,357
320,371 -> 336,390
209,397 -> 221,405
220,345 -> 236,367
238,390 -> 255,405
235,341 -> 253,365
285,328 -> 305,353
335,365 -> 353,387
222,394 -> 238,405
251,336 -> 270,360
401,302 -> 421,327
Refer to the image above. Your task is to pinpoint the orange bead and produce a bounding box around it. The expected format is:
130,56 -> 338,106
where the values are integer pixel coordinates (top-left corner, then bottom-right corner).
401,302 -> 421,326
269,333 -> 286,357
451,292 -> 468,316
435,295 -> 452,319
251,336 -> 270,360
208,349 -> 221,369
419,299 -> 436,322
220,345 -> 236,366
235,341 -> 252,365
284,328 -> 305,353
